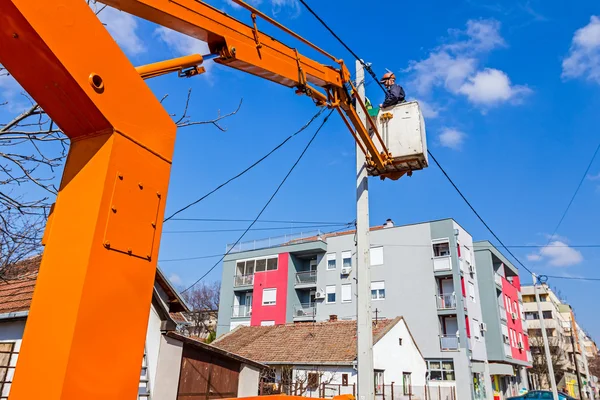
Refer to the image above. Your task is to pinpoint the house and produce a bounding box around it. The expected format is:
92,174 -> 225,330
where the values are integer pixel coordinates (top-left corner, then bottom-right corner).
0,255 -> 263,400
212,316 -> 427,399
474,241 -> 532,399
217,218 -> 493,400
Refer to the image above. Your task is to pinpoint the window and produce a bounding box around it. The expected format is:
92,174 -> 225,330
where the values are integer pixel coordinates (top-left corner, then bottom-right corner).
326,253 -> 336,270
403,372 -> 412,395
0,342 -> 15,396
399,338 -> 403,346
468,282 -> 476,302
542,311 -> 553,319
371,281 -> 385,300
513,301 -> 518,315
307,373 -> 319,390
342,374 -> 348,387
326,285 -> 336,303
374,371 -> 384,394
463,245 -> 472,264
473,319 -> 480,340
267,258 -> 277,271
256,259 -> 267,272
237,256 -> 278,275
341,284 -> 352,303
370,246 -> 384,266
427,360 -> 455,381
433,241 -> 450,257
262,288 -> 277,305
525,312 -> 538,320
342,251 -> 352,269
518,333 -> 523,348
261,320 -> 275,326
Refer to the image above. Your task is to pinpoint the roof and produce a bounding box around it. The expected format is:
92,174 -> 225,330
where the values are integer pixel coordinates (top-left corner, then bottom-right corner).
212,317 -> 402,365
166,332 -> 266,369
0,255 -> 41,316
0,254 -> 189,316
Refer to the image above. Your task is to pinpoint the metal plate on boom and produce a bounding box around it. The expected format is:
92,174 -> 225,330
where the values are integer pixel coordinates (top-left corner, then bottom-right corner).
104,171 -> 161,260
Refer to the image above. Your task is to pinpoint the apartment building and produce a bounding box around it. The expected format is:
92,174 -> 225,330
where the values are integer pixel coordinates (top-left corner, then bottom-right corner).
217,218 -> 493,400
521,285 -> 592,398
474,241 -> 532,399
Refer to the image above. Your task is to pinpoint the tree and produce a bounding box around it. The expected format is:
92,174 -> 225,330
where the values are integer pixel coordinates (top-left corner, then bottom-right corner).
529,335 -> 568,389
588,356 -> 600,379
180,281 -> 220,341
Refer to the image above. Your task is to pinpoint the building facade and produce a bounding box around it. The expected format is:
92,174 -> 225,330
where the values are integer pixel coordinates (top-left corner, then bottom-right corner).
474,241 -> 532,399
217,218 -> 493,400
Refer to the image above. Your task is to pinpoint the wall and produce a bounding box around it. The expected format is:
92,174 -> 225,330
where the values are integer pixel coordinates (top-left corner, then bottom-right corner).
251,253 -> 289,326
0,319 -> 25,398
502,276 -> 529,362
145,304 -> 163,394
238,363 -> 261,397
373,319 -> 427,387
152,335 -> 184,400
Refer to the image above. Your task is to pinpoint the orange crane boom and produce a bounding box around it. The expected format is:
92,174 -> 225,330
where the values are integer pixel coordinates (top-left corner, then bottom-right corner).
0,0 -> 401,399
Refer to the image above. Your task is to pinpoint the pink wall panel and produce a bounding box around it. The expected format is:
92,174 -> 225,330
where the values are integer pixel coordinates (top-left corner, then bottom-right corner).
250,253 -> 289,326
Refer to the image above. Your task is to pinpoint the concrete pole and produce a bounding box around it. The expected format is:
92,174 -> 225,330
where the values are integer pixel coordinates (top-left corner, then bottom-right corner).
570,331 -> 585,399
355,60 -> 374,400
532,273 -> 559,400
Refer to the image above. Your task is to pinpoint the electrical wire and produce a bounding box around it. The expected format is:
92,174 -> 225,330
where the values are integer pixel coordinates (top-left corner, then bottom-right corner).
168,218 -> 351,224
163,108 -> 326,222
181,109 -> 335,293
163,222 -> 353,234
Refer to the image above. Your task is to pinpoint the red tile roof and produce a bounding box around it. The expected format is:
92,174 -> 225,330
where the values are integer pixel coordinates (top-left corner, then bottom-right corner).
212,317 -> 401,365
0,255 -> 41,315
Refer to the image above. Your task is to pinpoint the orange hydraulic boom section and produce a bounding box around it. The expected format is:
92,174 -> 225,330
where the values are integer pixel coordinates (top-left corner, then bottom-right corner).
0,0 -> 395,399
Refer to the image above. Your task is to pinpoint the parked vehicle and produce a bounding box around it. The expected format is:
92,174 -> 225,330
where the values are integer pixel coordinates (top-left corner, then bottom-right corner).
508,391 -> 576,400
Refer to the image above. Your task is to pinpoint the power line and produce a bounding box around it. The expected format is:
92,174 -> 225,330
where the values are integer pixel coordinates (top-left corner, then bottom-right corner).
181,109 -> 335,293
546,141 -> 600,242
168,218 -> 351,224
159,253 -> 224,263
544,275 -> 600,282
163,108 -> 326,222
163,223 -> 352,234
296,0 -> 387,94
372,243 -> 600,249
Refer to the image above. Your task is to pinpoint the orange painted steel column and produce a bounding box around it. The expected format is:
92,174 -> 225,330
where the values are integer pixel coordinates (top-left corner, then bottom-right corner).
0,0 -> 176,399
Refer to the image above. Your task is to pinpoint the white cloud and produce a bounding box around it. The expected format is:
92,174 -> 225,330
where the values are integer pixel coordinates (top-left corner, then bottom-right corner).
416,99 -> 440,119
405,19 -> 529,108
99,6 -> 146,56
438,128 -> 466,150
168,273 -> 183,286
226,0 -> 262,9
587,172 -> 600,181
527,240 -> 584,267
458,68 -> 531,105
562,16 -> 600,83
225,0 -> 299,17
155,27 -> 210,56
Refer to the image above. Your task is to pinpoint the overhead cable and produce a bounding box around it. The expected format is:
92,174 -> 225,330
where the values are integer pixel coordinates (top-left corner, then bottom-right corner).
181,109 -> 335,293
164,108 -> 326,222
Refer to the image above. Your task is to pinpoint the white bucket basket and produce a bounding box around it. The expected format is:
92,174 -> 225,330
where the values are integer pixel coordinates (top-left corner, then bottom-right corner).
367,101 -> 428,178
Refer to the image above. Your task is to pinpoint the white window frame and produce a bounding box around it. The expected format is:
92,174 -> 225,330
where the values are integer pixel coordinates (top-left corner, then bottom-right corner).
370,246 -> 384,266
326,253 -> 336,270
326,285 -> 336,304
468,281 -> 476,303
237,255 -> 278,274
432,239 -> 451,258
342,251 -> 352,269
371,281 -> 385,300
262,288 -> 277,306
341,283 -> 352,303
426,359 -> 455,381
472,318 -> 480,340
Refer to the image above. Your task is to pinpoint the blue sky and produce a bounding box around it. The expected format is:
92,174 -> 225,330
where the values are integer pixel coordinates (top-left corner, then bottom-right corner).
1,0 -> 600,339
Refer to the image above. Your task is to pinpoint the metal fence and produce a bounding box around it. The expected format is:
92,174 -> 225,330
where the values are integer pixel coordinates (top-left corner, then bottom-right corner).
226,230 -> 325,253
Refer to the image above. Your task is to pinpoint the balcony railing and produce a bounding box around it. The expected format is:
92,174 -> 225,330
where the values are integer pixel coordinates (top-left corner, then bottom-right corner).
436,293 -> 457,310
499,305 -> 507,321
232,305 -> 251,318
226,230 -> 326,253
440,335 -> 459,351
433,256 -> 452,272
494,273 -> 503,287
295,271 -> 317,285
294,303 -> 316,318
234,274 -> 254,287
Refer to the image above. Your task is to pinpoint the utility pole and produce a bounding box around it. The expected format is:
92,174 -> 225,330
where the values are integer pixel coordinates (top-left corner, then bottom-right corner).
570,330 -> 585,400
355,60 -> 374,400
532,273 -> 559,400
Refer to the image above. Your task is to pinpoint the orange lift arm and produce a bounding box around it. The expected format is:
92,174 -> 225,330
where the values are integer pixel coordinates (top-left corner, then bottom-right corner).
0,0 -> 396,399
101,0 -> 392,173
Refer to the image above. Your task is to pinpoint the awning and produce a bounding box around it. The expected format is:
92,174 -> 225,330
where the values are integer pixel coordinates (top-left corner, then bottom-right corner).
471,362 -> 486,373
489,363 -> 515,376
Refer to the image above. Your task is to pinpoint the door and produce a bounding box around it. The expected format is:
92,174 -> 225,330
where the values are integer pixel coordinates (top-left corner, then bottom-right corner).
444,317 -> 458,335
309,290 -> 316,306
177,345 -> 240,400
245,293 -> 253,316
441,279 -> 453,295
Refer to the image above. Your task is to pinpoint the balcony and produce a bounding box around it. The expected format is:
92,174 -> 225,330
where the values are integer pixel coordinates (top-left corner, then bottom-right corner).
234,274 -> 254,288
527,351 -> 533,363
232,305 -> 251,318
433,256 -> 452,272
494,273 -> 503,288
440,335 -> 459,351
295,271 -> 317,287
436,294 -> 457,310
293,303 -> 316,320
